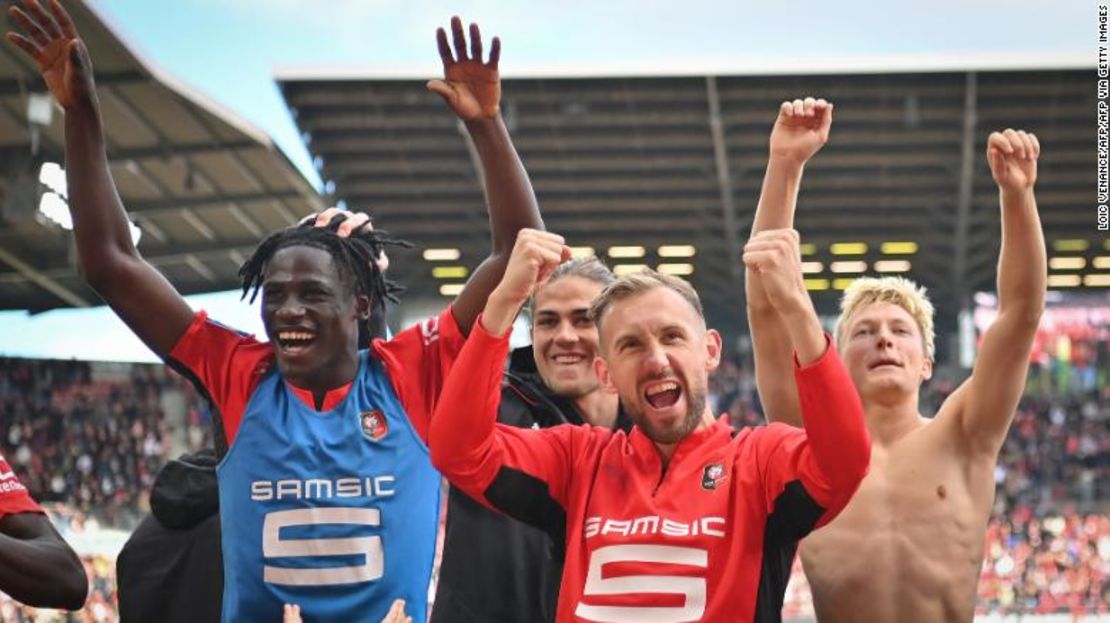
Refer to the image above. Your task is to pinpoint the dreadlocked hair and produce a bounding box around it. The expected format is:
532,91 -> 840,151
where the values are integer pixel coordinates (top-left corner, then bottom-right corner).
238,215 -> 412,315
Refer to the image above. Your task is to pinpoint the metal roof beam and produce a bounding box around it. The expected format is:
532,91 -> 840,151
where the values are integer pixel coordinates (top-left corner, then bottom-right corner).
951,72 -> 978,328
125,189 -> 304,215
0,70 -> 146,98
107,140 -> 258,162
183,254 -> 216,282
0,244 -> 90,307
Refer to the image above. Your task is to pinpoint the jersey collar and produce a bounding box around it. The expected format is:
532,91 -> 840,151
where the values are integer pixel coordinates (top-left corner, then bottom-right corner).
629,415 -> 731,465
287,381 -> 354,412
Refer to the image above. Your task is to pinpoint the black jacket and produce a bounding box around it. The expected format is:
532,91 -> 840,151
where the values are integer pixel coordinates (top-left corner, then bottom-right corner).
431,346 -> 629,623
116,450 -> 222,623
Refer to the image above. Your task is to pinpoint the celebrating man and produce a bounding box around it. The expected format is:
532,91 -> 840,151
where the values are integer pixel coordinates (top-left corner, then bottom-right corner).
429,228 -> 870,622
7,3 -> 542,620
746,96 -> 1046,622
434,257 -> 627,623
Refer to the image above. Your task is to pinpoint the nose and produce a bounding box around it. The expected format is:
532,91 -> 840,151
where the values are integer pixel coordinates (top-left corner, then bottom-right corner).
875,325 -> 894,349
642,341 -> 670,376
553,319 -> 578,344
275,297 -> 306,322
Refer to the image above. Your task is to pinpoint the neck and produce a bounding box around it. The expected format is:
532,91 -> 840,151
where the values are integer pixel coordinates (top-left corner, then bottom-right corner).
862,390 -> 926,446
654,440 -> 678,469
285,349 -> 360,403
574,391 -> 619,429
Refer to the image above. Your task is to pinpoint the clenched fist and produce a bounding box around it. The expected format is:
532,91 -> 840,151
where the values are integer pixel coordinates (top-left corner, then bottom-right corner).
742,229 -> 811,319
987,129 -> 1039,195
492,229 -> 570,306
769,97 -> 833,165
480,229 -> 570,336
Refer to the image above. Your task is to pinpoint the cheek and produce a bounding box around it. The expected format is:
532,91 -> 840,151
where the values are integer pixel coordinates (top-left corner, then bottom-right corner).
609,362 -> 636,390
899,337 -> 925,359
330,301 -> 357,319
841,346 -> 867,370
534,332 -> 554,352
580,333 -> 599,353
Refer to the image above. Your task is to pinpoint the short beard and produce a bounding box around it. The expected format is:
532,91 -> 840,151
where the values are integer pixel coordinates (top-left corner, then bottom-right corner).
627,386 -> 707,445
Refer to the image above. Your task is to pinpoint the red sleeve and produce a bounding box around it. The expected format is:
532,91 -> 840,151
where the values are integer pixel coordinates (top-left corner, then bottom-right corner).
758,336 -> 870,526
428,315 -> 580,512
0,455 -> 43,519
167,311 -> 275,445
373,306 -> 466,443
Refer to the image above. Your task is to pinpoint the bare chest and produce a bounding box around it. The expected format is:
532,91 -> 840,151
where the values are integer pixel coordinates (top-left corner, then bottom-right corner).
800,433 -> 992,622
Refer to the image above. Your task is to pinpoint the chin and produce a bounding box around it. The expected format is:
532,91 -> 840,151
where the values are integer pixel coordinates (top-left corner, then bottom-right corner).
552,380 -> 595,400
644,424 -> 687,445
866,378 -> 915,399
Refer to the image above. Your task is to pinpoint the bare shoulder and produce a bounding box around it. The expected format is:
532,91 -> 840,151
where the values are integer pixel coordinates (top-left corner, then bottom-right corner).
930,382 -> 1006,480
881,386 -> 975,464
930,383 -> 973,443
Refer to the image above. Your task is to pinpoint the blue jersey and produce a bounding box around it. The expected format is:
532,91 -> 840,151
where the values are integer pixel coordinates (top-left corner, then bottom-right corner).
217,351 -> 442,622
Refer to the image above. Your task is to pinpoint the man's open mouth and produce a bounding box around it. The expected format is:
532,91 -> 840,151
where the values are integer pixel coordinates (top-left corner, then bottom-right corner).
868,357 -> 903,370
276,330 -> 317,355
644,380 -> 682,409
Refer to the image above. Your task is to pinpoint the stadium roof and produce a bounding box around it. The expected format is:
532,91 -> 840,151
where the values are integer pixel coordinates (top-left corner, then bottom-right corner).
0,0 -> 322,313
277,51 -> 1090,81
281,65 -> 1098,336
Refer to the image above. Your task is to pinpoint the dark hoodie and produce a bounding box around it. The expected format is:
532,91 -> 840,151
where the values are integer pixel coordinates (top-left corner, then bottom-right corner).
116,450 -> 222,623
431,346 -> 630,623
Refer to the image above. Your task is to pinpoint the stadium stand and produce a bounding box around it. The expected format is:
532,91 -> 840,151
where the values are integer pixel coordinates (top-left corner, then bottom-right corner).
0,357 -> 214,621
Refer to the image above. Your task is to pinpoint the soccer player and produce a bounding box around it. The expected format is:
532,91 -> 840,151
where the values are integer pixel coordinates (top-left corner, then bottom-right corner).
429,228 -> 871,622
433,257 -> 628,623
6,3 -> 542,621
746,97 -> 1046,622
0,453 -> 87,610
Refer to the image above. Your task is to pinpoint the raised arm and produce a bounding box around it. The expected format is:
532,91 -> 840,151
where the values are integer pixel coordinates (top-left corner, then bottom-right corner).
429,229 -> 578,524
426,17 -> 544,334
743,229 -> 869,530
6,0 -> 193,356
0,513 -> 88,610
955,130 -> 1045,455
747,98 -> 832,426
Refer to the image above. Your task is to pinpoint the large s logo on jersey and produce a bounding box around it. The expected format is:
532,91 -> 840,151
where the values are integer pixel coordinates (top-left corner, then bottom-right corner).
575,544 -> 708,623
262,507 -> 383,586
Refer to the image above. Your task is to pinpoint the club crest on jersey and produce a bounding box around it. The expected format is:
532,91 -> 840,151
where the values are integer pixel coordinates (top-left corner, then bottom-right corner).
702,463 -> 726,490
360,410 -> 388,442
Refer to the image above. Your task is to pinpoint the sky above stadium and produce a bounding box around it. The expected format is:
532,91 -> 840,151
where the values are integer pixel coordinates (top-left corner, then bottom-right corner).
0,0 -> 1092,362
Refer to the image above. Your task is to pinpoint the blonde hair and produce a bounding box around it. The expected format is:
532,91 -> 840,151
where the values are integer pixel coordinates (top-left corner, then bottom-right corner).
588,270 -> 704,332
835,276 -> 935,360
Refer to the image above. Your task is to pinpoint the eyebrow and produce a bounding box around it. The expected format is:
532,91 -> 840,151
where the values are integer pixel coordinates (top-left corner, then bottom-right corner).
264,276 -> 333,288
612,327 -> 645,346
535,307 -> 591,317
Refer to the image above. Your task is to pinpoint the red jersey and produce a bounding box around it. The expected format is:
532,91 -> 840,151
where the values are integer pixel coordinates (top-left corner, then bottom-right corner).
167,307 -> 464,446
0,454 -> 44,519
430,321 -> 870,623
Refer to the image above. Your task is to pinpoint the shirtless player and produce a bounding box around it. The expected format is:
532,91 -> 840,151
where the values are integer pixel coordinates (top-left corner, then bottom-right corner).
744,97 -> 1045,622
